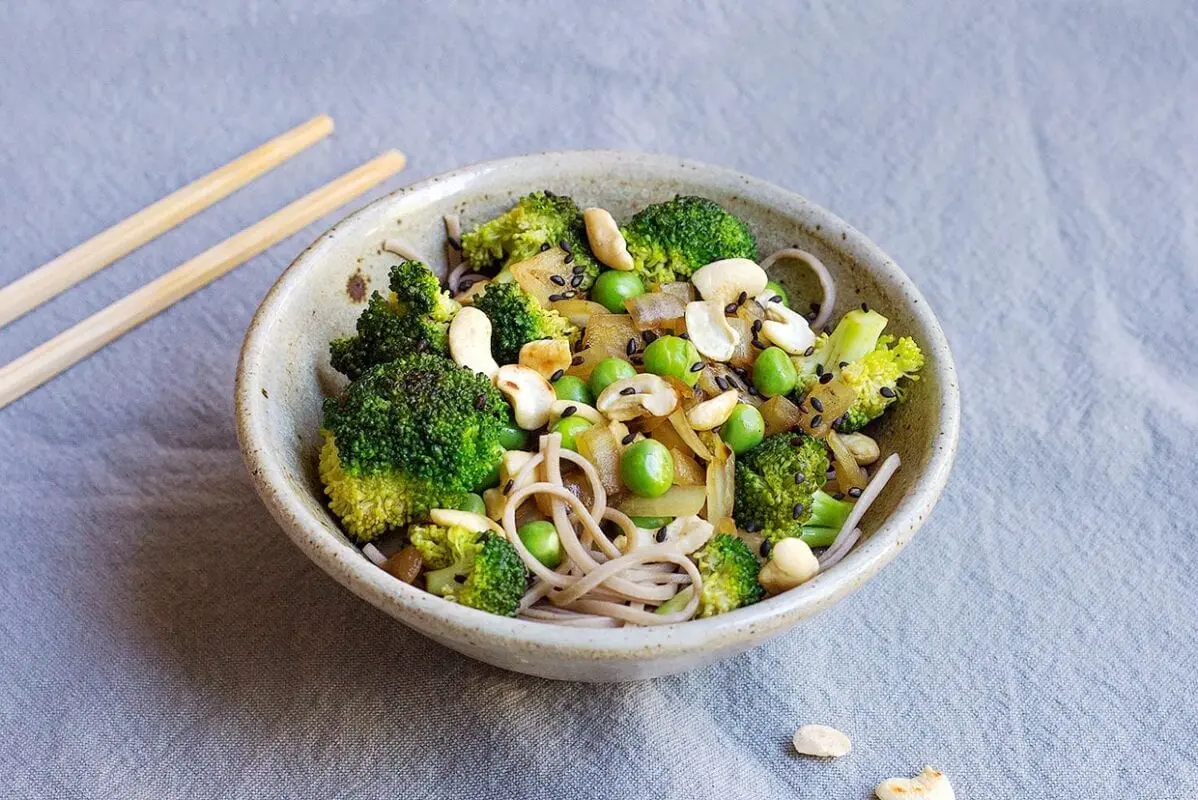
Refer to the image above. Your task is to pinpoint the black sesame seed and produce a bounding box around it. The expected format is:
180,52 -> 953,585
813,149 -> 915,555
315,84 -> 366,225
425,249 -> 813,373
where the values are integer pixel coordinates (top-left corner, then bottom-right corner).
880,386 -> 896,398
550,369 -> 565,382
752,319 -> 763,333
540,242 -> 551,252
804,345 -> 816,357
571,355 -> 584,366
503,480 -> 514,494
815,363 -> 824,376
745,521 -> 761,533
474,394 -> 486,410
630,354 -> 644,365
626,338 -> 638,355
714,376 -> 729,391
795,473 -> 805,484
790,437 -> 804,447
415,338 -> 428,352
576,343 -> 589,351
826,469 -> 837,479
559,238 -> 572,253
544,189 -> 556,198
655,527 -> 668,543
811,414 -> 823,428
848,487 -> 863,498
760,540 -> 773,557
564,252 -> 575,264
832,492 -> 845,501
621,432 -> 636,445
792,503 -> 805,519
819,372 -> 834,384
619,386 -> 637,396
572,264 -> 586,274
454,574 -> 466,583
642,330 -> 658,344
562,405 -> 577,417
747,385 -> 760,396
570,274 -> 583,288
860,302 -> 869,312
724,303 -> 738,315
770,295 -> 783,303
737,291 -> 747,305
690,361 -> 705,372
456,279 -> 474,293
550,274 -> 566,286
678,332 -> 690,340
548,293 -> 563,302
810,397 -> 824,413
751,337 -> 766,350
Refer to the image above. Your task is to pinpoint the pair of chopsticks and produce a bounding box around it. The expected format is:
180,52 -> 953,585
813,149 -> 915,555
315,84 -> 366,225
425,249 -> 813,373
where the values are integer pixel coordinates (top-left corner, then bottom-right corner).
0,115 -> 406,410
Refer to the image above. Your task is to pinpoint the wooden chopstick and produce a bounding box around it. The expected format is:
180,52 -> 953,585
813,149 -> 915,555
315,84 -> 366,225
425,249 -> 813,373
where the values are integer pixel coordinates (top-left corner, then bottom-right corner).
0,114 -> 335,329
0,150 -> 406,410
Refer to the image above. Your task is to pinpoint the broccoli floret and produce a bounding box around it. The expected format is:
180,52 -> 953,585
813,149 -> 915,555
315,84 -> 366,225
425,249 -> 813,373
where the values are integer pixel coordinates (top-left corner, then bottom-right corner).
837,335 -> 924,432
471,281 -> 577,364
460,191 -> 601,288
329,260 -> 460,380
733,432 -> 830,543
318,354 -> 509,541
424,527 -> 528,616
620,195 -> 757,286
797,490 -> 855,548
791,309 -> 924,431
693,534 -> 764,617
407,523 -> 458,569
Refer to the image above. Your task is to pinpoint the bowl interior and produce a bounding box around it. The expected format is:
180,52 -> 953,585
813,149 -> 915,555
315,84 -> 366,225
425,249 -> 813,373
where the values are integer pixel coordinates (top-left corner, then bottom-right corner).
236,150 -> 959,680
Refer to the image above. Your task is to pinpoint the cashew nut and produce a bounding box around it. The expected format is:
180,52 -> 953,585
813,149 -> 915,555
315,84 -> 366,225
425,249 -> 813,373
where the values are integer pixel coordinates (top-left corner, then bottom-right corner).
875,767 -> 955,800
685,389 -> 739,430
756,290 -> 816,354
583,207 -> 634,271
684,300 -> 740,361
691,258 -> 768,306
495,364 -> 556,429
595,374 -> 679,422
792,724 -> 852,758
549,400 -> 603,426
758,537 -> 820,594
429,508 -> 506,537
839,432 -> 880,465
448,307 -> 499,379
519,338 -> 572,379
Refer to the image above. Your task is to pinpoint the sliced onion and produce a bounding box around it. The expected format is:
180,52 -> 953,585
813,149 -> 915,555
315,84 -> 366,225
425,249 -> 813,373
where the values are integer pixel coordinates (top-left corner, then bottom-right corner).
760,394 -> 805,437
826,430 -> 867,491
618,485 -> 707,518
704,439 -> 735,523
576,422 -> 625,495
670,447 -> 706,486
382,237 -> 424,262
668,409 -> 714,461
818,528 -> 860,570
361,543 -> 388,566
626,292 -> 686,332
760,248 -> 837,331
549,298 -> 608,328
658,282 -> 695,303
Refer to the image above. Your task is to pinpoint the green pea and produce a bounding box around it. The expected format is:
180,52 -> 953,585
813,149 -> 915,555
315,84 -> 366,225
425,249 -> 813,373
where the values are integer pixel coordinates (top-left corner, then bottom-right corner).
588,357 -> 637,398
630,515 -> 673,530
518,520 -> 563,568
591,270 -> 645,314
474,457 -> 502,491
455,493 -> 487,515
765,280 -> 790,307
551,416 -> 593,451
720,404 -> 765,454
620,439 -> 674,497
752,346 -> 798,398
552,374 -> 593,405
642,335 -> 702,386
498,423 -> 529,451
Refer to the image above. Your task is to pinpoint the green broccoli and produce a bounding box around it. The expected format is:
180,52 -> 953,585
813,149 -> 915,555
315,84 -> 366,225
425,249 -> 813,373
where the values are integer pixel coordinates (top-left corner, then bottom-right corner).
407,523 -> 458,569
797,490 -> 855,548
318,354 -> 509,542
621,195 -> 757,286
423,527 -> 528,616
837,335 -> 924,432
733,432 -> 831,543
329,260 -> 460,380
790,308 -> 924,431
692,534 -> 764,617
460,191 -> 601,288
471,280 -> 577,364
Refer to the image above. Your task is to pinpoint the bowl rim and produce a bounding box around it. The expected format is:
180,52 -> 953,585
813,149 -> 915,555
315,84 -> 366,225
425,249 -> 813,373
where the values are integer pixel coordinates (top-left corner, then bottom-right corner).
235,149 -> 960,660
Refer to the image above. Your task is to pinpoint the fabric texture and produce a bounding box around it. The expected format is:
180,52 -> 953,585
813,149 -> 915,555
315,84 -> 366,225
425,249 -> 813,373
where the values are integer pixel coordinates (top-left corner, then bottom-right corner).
1,1 -> 1195,797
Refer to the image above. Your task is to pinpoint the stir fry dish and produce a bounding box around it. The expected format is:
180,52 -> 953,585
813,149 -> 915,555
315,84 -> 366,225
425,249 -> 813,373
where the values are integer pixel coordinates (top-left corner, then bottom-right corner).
317,191 -> 923,626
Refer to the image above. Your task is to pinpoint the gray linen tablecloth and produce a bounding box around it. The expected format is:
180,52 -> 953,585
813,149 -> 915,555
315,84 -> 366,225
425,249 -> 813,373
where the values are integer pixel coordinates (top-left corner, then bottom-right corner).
2,2 -> 1195,797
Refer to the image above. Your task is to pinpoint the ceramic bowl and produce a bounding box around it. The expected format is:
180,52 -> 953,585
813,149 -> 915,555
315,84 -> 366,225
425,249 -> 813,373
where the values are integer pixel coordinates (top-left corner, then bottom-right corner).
235,150 -> 960,682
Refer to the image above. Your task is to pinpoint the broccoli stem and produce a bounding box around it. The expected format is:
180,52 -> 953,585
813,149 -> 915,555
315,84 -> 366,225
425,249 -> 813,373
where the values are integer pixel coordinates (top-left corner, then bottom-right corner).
798,490 -> 854,547
425,561 -> 467,597
825,309 -> 888,368
654,585 -> 695,615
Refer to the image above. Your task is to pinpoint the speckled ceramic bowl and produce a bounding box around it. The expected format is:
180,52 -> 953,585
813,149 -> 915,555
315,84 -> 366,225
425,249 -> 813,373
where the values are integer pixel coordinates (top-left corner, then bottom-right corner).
235,150 -> 959,682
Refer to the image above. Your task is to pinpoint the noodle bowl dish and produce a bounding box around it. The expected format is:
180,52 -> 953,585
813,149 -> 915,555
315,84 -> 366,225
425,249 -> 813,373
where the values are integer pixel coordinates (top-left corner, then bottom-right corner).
236,151 -> 959,681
